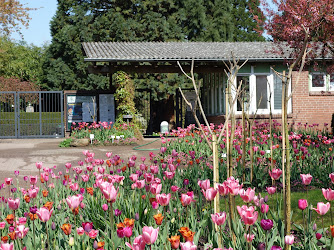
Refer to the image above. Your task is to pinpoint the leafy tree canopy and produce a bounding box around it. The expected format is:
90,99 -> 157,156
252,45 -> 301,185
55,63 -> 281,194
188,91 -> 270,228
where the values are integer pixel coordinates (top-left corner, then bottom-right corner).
43,0 -> 265,91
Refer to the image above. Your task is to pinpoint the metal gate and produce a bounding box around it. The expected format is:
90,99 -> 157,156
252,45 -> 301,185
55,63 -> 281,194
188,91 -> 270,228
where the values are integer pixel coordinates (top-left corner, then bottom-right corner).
0,91 -> 64,138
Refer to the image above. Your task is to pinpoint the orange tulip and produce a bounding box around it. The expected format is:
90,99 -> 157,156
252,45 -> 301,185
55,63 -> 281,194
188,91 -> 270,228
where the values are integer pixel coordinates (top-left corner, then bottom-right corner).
24,195 -> 30,203
87,187 -> 94,196
5,214 -> 14,224
29,213 -> 38,221
116,222 -> 125,229
8,231 -> 16,240
44,202 -> 54,211
97,242 -> 105,248
168,235 -> 180,249
124,218 -> 135,228
153,213 -> 164,225
61,223 -> 72,235
1,236 -> 8,243
331,225 -> 334,237
42,190 -> 48,197
183,230 -> 195,242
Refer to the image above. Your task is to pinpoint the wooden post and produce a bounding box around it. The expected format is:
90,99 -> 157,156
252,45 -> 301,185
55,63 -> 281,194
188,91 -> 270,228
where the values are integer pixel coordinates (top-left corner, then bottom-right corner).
212,134 -> 220,215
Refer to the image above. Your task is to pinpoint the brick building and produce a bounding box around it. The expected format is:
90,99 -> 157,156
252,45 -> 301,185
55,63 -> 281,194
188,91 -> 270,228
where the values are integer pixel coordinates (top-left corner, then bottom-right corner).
82,42 -> 334,130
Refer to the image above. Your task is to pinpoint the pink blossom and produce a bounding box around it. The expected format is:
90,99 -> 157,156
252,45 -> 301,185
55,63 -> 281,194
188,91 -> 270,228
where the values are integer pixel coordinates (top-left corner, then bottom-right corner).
266,186 -> 277,195
35,162 -> 43,169
261,204 -> 269,214
0,242 -> 14,250
125,235 -> 146,250
237,205 -> 258,225
202,188 -> 217,201
66,194 -> 83,211
300,174 -> 312,185
313,202 -> 330,215
15,225 -> 29,239
88,229 -> 98,239
99,182 -> 119,203
142,226 -> 159,245
198,179 -> 210,190
156,193 -> 171,206
76,227 -> 85,236
36,207 -> 53,222
269,168 -> 282,180
129,174 -> 139,182
322,188 -> 334,201
211,212 -> 227,226
285,235 -> 294,245
298,199 -> 308,210
171,185 -> 179,192
239,188 -> 255,203
149,183 -> 162,195
29,176 -> 38,185
7,198 -> 20,210
329,173 -> 334,184
244,233 -> 255,242
216,182 -> 229,196
180,241 -> 197,250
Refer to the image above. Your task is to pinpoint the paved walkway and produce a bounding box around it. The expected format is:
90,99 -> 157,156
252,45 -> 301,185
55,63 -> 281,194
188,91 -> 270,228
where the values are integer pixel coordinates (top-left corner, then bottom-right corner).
0,138 -> 162,180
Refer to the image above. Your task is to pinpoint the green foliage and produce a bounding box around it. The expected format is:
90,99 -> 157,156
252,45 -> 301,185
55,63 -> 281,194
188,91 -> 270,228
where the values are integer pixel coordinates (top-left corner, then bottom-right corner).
59,138 -> 73,147
42,0 -> 264,92
114,71 -> 136,117
0,36 -> 45,84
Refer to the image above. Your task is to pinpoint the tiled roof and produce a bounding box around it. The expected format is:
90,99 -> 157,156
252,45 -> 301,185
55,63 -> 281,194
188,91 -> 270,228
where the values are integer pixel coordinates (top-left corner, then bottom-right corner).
82,42 -> 293,62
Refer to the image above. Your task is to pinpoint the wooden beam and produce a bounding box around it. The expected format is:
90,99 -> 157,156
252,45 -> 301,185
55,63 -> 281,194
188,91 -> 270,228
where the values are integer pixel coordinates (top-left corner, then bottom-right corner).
87,64 -> 226,74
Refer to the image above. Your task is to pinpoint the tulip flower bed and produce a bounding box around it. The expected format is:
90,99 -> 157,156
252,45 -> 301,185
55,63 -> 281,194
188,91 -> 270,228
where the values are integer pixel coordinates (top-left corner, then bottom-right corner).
1,121 -> 334,249
69,121 -> 140,145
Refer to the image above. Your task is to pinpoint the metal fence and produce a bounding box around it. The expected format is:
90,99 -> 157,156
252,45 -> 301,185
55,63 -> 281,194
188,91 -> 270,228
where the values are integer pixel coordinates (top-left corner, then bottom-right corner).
0,91 -> 64,138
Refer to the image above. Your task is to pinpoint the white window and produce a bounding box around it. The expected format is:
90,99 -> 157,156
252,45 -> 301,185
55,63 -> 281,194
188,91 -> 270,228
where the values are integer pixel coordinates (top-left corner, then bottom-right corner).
309,73 -> 334,91
233,66 -> 291,115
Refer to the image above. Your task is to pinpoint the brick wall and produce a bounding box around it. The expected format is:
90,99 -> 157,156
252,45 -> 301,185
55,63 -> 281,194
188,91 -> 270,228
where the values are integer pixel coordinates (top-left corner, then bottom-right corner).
290,71 -> 334,129
207,71 -> 334,130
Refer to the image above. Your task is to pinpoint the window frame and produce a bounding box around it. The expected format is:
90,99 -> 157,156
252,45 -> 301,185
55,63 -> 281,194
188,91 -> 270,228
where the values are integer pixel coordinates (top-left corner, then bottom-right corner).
309,72 -> 327,91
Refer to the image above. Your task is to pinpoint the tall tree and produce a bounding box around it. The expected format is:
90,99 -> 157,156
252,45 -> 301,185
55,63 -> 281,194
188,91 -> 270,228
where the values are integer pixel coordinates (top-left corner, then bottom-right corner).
43,0 -> 265,91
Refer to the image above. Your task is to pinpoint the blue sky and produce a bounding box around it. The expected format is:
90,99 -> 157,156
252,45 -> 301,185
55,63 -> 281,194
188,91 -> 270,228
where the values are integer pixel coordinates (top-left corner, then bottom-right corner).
11,0 -> 58,47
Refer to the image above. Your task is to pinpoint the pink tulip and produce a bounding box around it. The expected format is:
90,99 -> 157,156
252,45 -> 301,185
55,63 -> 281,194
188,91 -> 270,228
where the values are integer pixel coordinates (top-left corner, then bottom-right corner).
285,235 -> 294,245
180,192 -> 195,207
69,183 -> 79,191
0,222 -> 6,229
99,182 -> 119,203
164,171 -> 175,180
171,185 -> 179,192
15,225 -> 29,239
142,226 -> 159,245
4,178 -> 12,185
266,186 -> 276,195
239,188 -> 255,203
269,168 -> 282,180
216,182 -> 229,196
81,175 -> 89,182
77,227 -> 85,236
237,205 -> 258,225
7,197 -> 20,210
88,229 -> 99,239
102,204 -> 108,211
0,242 -> 14,250
180,241 -> 197,250
124,227 -> 133,238
298,199 -> 308,210
149,183 -> 162,195
244,233 -> 255,242
300,174 -> 312,185
125,235 -> 146,250
322,188 -> 334,201
29,176 -> 38,185
226,176 -> 242,195
261,204 -> 269,214
35,162 -> 43,169
313,202 -> 330,215
198,179 -> 210,190
65,163 -> 72,169
66,194 -> 83,211
211,212 -> 227,226
129,174 -> 139,182
202,187 -> 217,201
150,165 -> 159,174
28,187 -> 39,199
156,193 -> 171,206
329,173 -> 334,184
36,207 -> 53,222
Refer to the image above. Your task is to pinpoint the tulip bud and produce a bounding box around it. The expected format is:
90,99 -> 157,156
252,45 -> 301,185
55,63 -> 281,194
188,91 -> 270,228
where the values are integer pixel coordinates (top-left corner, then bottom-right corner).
135,213 -> 139,221
51,222 -> 56,230
144,208 -> 148,215
102,204 -> 108,211
171,218 -> 175,223
316,233 -> 322,240
285,235 -> 294,245
69,237 -> 74,246
93,240 -> 98,249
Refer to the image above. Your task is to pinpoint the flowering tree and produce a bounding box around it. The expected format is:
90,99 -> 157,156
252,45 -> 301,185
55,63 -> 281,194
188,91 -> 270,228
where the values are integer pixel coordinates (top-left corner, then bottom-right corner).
254,1 -> 334,248
0,0 -> 36,36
